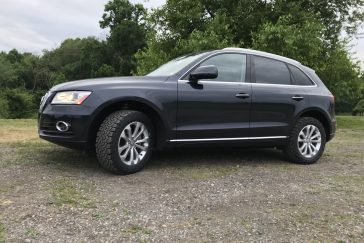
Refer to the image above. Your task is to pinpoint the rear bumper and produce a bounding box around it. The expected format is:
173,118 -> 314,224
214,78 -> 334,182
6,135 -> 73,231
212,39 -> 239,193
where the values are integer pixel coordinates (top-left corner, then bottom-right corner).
327,119 -> 336,142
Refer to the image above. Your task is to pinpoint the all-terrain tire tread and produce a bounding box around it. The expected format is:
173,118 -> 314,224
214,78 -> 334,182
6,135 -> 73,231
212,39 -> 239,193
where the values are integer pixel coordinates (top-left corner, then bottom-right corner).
95,110 -> 135,173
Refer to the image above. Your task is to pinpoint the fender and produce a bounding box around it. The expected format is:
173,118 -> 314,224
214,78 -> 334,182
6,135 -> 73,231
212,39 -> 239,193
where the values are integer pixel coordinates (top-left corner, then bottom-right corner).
292,107 -> 333,137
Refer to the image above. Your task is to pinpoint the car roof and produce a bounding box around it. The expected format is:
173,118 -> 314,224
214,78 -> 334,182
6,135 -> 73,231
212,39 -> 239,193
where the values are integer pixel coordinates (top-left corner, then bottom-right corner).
221,47 -> 301,66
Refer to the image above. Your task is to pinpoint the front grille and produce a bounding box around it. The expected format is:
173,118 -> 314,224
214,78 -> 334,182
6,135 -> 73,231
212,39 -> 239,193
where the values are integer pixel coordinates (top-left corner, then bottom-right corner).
39,92 -> 53,112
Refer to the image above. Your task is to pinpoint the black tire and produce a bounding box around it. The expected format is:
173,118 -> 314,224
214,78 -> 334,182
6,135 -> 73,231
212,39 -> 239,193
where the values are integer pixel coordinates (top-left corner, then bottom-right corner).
284,117 -> 326,164
96,110 -> 154,174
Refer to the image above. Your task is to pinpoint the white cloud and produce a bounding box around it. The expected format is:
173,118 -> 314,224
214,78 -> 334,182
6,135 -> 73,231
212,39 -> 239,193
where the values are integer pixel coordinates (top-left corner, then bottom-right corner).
0,0 -> 165,54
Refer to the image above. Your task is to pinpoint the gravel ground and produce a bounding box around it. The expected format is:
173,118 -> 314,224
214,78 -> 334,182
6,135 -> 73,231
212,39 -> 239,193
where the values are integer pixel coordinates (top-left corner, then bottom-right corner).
0,119 -> 363,242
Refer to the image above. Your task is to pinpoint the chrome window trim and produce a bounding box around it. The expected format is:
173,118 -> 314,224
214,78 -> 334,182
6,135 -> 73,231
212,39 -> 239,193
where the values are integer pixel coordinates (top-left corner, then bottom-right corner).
177,80 -> 252,85
251,82 -> 317,88
178,50 -> 317,87
169,136 -> 288,142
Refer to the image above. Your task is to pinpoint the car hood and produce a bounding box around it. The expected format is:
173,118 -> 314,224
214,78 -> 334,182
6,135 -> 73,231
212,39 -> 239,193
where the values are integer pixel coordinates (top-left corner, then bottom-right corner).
50,76 -> 169,92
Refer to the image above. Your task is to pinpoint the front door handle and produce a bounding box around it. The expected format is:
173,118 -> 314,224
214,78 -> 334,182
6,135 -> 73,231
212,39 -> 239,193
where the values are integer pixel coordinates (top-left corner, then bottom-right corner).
236,93 -> 250,99
292,95 -> 304,101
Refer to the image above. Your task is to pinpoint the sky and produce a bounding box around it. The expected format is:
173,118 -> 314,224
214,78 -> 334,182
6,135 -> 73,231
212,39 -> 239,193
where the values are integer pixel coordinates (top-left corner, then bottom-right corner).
0,0 -> 363,65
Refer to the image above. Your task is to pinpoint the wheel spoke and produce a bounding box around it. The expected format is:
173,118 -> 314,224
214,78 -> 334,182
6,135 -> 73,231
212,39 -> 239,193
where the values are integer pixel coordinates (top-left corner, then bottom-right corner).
124,125 -> 132,139
132,122 -> 141,137
311,132 -> 320,139
307,143 -> 313,156
136,137 -> 149,144
299,131 -> 305,138
135,144 -> 147,151
299,143 -> 307,152
135,127 -> 145,140
308,125 -> 315,138
303,143 -> 308,155
304,126 -> 310,137
120,131 -> 128,141
311,138 -> 321,143
129,147 -> 135,162
118,144 -> 129,154
133,148 -> 140,164
120,146 -> 131,159
310,143 -> 317,153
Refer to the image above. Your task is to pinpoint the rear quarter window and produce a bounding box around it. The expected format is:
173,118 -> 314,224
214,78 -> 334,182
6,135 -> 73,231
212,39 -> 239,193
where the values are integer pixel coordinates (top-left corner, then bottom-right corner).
288,65 -> 314,86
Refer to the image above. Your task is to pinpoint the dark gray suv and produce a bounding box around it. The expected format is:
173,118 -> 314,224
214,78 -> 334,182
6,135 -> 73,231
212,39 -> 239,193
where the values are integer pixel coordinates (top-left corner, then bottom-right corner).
38,48 -> 336,174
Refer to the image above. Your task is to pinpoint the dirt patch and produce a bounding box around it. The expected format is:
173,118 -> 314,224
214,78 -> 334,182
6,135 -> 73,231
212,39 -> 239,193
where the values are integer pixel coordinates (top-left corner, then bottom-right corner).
0,119 -> 363,242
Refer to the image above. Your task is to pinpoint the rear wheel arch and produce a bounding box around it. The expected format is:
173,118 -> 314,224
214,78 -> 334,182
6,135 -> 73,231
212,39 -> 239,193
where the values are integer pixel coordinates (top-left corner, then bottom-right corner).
87,99 -> 167,150
294,108 -> 331,141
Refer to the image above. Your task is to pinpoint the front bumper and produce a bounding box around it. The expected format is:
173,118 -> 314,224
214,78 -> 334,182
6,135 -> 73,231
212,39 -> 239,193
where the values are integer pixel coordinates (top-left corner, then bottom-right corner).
38,100 -> 94,150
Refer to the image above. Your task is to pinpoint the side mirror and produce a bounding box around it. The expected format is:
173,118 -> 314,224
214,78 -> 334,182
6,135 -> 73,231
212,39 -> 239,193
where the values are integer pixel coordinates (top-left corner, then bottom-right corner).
189,65 -> 218,81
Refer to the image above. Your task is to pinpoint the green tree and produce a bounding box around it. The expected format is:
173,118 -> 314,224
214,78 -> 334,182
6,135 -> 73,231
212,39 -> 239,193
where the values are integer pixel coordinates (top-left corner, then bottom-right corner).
100,0 -> 148,75
1,89 -> 34,118
0,53 -> 19,89
252,15 -> 325,68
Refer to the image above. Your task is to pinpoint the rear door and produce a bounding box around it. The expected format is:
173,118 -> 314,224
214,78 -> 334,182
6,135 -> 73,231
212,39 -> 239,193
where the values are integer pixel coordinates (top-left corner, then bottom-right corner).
250,55 -> 310,138
176,53 -> 252,141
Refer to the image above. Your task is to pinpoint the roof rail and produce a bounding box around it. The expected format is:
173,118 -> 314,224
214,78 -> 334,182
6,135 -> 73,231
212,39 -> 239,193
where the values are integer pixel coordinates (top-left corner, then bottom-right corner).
222,47 -> 301,65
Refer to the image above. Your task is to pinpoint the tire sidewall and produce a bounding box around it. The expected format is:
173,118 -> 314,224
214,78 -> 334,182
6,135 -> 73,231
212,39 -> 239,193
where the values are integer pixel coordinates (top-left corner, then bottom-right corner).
110,112 -> 154,174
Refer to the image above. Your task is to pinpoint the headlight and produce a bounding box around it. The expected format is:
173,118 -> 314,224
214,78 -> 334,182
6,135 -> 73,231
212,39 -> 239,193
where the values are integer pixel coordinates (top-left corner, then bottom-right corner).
51,91 -> 92,105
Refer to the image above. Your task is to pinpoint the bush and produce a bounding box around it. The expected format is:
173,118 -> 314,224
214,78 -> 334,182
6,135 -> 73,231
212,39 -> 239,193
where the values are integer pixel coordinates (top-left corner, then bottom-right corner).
352,99 -> 364,116
0,89 -> 35,118
0,95 -> 9,118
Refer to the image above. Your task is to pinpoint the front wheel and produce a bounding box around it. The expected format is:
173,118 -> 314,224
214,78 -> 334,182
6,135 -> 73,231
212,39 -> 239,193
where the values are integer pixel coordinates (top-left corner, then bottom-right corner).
96,110 -> 153,174
284,117 -> 326,164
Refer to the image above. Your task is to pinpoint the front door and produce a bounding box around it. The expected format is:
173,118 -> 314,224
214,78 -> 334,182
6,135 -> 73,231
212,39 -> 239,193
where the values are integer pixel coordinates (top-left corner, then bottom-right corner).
176,53 -> 251,141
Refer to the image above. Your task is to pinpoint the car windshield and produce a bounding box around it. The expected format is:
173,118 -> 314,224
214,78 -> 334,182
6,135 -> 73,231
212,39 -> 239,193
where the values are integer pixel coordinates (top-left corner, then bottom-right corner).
147,52 -> 207,76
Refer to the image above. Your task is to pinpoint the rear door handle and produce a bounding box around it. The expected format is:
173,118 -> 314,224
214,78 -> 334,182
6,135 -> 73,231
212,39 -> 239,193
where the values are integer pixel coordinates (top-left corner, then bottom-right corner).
236,93 -> 250,99
292,95 -> 304,101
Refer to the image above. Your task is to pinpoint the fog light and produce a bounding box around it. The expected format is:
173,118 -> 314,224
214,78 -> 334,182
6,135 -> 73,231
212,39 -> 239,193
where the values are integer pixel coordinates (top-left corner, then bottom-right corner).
56,121 -> 71,132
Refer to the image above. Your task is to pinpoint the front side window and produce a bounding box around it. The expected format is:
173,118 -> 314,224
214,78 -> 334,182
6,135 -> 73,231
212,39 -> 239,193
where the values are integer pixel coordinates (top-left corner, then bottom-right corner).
195,53 -> 247,82
254,56 -> 291,85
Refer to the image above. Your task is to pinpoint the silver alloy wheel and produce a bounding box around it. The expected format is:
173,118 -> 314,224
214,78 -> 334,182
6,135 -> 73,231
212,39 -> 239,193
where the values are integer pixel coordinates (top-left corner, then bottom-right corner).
118,121 -> 150,165
297,125 -> 322,158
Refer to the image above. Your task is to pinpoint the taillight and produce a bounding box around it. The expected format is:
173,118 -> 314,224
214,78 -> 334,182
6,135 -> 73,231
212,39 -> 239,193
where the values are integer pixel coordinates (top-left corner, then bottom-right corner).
330,94 -> 335,103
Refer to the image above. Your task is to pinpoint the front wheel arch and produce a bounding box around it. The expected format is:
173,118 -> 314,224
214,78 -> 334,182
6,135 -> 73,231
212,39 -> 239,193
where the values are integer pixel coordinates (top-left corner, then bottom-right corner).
86,99 -> 167,151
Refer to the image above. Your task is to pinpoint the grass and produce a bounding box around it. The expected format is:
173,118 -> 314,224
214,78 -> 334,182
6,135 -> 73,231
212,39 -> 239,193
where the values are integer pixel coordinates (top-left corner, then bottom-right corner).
0,119 -> 38,143
336,116 -> 364,130
176,164 -> 238,180
50,177 -> 95,208
26,228 -> 37,239
122,225 -> 151,235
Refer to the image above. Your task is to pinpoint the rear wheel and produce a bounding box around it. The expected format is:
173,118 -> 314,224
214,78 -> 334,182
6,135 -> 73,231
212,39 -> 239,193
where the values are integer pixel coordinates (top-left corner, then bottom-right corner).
284,117 -> 326,164
96,110 -> 153,174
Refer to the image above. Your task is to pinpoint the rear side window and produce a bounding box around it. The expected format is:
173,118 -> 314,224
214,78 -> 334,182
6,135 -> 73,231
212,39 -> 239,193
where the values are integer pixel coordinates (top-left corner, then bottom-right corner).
288,65 -> 314,86
253,56 -> 291,85
198,53 -> 247,82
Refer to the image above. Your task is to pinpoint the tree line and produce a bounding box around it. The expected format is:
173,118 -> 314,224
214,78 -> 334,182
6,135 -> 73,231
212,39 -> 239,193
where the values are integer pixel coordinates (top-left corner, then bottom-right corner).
1,0 -> 364,118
